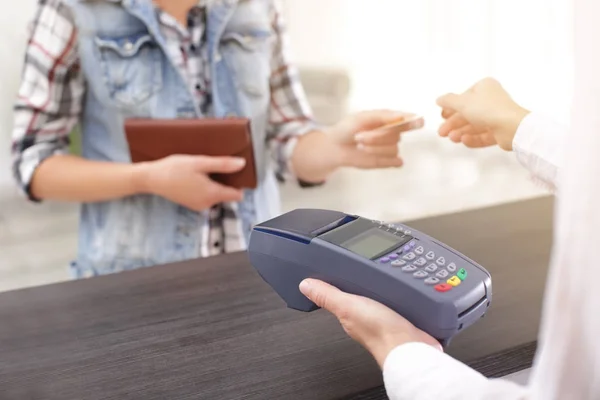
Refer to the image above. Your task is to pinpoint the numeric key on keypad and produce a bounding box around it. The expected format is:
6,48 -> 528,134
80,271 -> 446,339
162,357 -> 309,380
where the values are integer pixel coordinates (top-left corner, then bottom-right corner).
436,257 -> 446,266
413,270 -> 428,279
414,246 -> 425,255
413,257 -> 427,267
401,265 -> 417,272
424,277 -> 440,285
426,251 -> 435,260
425,264 -> 438,273
391,259 -> 407,267
436,269 -> 449,279
447,262 -> 457,272
403,252 -> 416,261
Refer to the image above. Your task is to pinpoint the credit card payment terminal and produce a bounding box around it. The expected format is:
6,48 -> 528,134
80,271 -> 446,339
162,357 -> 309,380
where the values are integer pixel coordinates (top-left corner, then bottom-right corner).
248,209 -> 492,345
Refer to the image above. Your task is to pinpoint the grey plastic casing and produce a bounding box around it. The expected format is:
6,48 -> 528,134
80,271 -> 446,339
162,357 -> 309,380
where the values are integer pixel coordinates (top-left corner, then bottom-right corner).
247,209 -> 492,343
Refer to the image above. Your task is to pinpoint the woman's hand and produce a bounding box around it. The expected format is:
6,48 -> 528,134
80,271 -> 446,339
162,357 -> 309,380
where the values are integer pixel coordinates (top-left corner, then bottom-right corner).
137,155 -> 245,211
299,278 -> 442,368
436,77 -> 530,151
330,110 -> 425,168
291,110 -> 424,183
29,154 -> 244,205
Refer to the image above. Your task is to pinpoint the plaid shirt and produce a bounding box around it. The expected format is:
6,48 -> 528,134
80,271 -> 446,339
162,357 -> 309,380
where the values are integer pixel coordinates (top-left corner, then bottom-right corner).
12,0 -> 318,257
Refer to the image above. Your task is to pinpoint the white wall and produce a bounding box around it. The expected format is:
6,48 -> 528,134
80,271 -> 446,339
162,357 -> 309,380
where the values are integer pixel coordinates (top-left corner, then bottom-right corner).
281,0 -> 351,68
0,1 -> 36,196
283,0 -> 573,124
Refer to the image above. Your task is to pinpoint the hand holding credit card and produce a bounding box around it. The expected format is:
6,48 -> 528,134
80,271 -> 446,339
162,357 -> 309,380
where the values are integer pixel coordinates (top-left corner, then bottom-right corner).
380,114 -> 425,131
354,113 -> 425,148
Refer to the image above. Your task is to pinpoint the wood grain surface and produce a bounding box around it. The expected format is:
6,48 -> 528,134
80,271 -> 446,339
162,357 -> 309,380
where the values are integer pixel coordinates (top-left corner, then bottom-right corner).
0,197 -> 554,400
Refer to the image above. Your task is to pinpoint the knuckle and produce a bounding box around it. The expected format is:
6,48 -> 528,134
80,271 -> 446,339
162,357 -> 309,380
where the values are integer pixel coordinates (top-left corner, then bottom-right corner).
195,155 -> 208,164
192,202 -> 206,212
358,155 -> 374,168
481,77 -> 499,88
361,135 -> 375,145
204,185 -> 219,201
360,144 -> 374,154
377,147 -> 391,157
164,154 -> 180,165
336,305 -> 352,323
218,158 -> 230,168
311,291 -> 328,308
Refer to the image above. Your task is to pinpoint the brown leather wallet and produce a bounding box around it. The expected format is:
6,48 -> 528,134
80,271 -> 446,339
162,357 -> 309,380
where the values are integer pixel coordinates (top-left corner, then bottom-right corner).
124,118 -> 257,189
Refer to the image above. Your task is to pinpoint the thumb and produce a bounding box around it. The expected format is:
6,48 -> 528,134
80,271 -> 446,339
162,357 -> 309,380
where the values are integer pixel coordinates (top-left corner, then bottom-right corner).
355,110 -> 408,130
299,279 -> 350,317
436,93 -> 465,113
377,109 -> 411,125
195,156 -> 246,173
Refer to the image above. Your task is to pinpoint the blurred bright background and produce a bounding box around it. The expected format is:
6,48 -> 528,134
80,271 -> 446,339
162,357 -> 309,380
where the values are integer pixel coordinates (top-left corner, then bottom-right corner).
284,0 -> 574,121
0,0 -> 572,291
279,0 -> 571,217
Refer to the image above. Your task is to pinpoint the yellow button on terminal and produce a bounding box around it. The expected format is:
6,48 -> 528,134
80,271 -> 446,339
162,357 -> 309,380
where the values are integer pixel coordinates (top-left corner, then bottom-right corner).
447,276 -> 461,287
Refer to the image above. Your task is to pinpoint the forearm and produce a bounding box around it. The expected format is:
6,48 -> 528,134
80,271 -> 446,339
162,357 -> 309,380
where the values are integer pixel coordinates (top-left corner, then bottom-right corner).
30,154 -> 146,202
290,130 -> 341,183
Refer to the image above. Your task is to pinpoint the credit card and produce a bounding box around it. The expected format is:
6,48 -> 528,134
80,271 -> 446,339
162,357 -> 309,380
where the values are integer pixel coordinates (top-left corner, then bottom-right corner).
381,115 -> 425,130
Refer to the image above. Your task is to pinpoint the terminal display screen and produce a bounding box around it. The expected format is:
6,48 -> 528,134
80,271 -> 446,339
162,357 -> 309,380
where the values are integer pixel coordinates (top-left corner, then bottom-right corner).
341,228 -> 408,259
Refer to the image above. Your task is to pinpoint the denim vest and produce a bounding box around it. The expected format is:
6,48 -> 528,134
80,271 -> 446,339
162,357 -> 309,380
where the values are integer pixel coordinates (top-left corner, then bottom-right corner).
65,0 -> 282,277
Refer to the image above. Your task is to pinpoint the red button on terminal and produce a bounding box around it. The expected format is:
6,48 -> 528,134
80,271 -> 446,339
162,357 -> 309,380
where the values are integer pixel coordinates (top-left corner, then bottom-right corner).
434,283 -> 452,293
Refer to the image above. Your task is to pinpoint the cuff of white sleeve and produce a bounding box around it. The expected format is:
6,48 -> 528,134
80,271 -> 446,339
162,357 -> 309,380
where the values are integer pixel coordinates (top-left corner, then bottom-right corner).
512,111 -> 541,160
382,342 -> 488,400
512,111 -> 562,192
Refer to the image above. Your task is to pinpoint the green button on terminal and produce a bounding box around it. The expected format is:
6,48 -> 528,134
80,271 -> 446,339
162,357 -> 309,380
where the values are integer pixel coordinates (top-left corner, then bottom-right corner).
457,268 -> 467,281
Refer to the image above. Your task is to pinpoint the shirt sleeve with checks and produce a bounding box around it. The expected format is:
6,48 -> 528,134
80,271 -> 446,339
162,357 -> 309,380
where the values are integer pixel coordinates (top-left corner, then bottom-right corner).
11,0 -> 83,201
266,0 -> 322,183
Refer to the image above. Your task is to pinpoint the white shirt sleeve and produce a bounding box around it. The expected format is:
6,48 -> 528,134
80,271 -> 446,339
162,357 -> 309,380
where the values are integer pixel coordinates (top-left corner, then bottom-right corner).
383,343 -> 527,400
512,112 -> 567,192
383,1 -> 600,398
